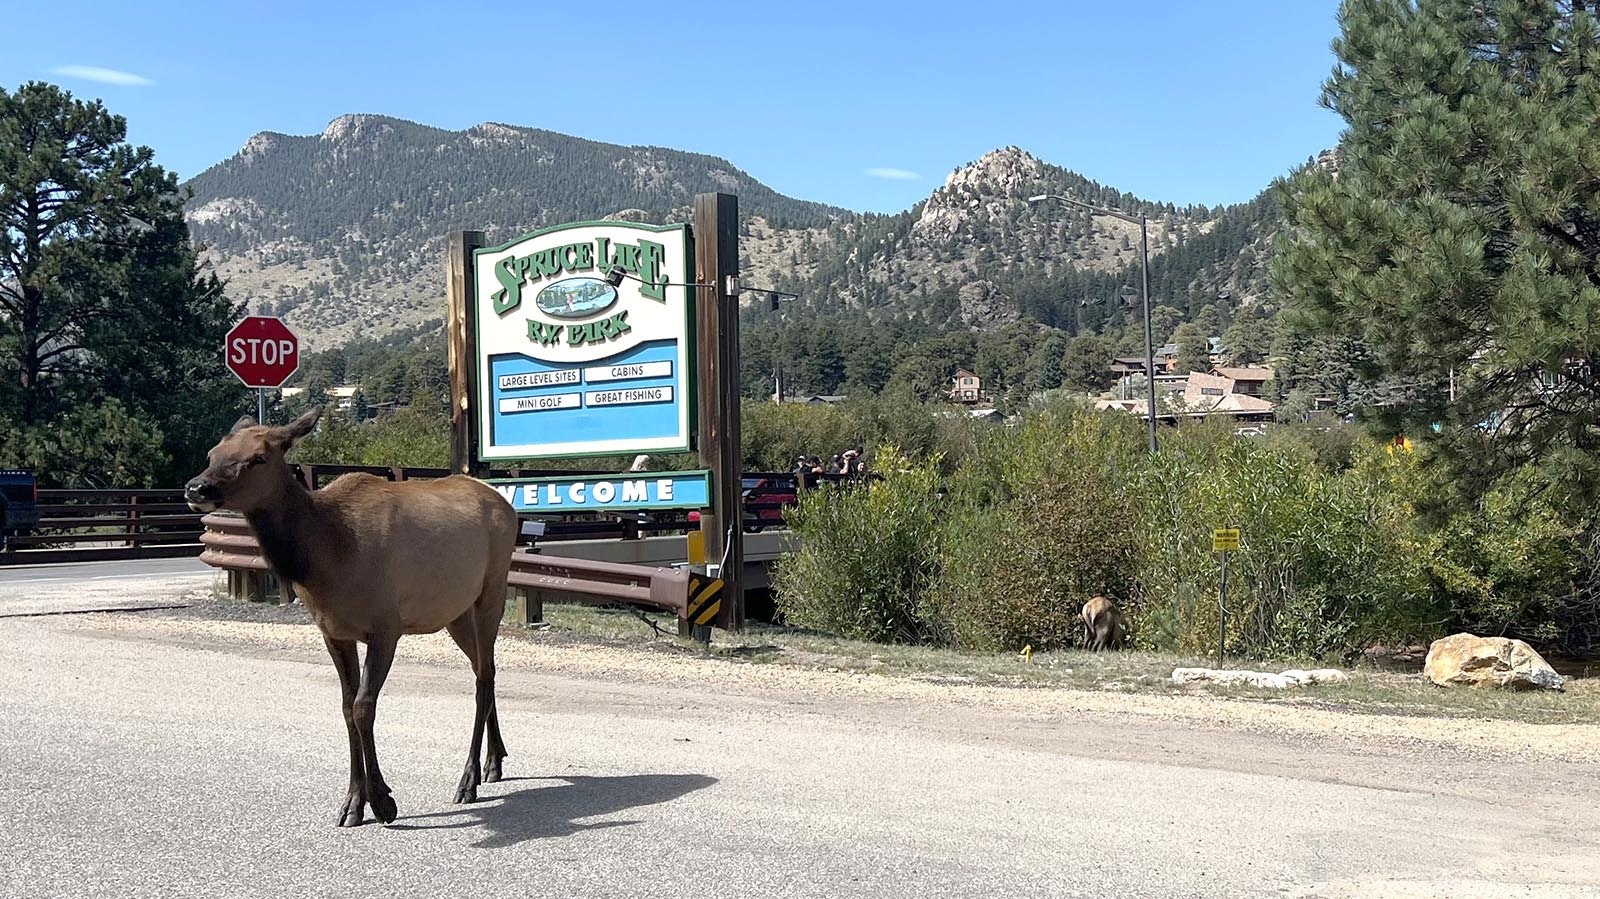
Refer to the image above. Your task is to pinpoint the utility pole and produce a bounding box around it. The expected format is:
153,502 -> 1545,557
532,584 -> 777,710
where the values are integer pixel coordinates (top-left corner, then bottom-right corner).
446,229 -> 488,477
692,193 -> 744,634
1029,195 -> 1158,452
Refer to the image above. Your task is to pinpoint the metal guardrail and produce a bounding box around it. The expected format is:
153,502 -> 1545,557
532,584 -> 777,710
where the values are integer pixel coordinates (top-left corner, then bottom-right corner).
507,551 -> 693,616
199,512 -> 695,618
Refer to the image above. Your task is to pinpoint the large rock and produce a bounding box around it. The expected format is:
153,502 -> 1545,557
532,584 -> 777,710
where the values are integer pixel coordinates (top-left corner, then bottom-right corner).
1423,633 -> 1565,691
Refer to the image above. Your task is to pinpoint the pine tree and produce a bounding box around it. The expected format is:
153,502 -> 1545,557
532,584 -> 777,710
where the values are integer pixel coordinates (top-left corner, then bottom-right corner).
1172,323 -> 1211,375
1222,305 -> 1272,366
1061,334 -> 1114,392
1273,0 -> 1600,498
0,82 -> 242,484
1027,333 -> 1068,392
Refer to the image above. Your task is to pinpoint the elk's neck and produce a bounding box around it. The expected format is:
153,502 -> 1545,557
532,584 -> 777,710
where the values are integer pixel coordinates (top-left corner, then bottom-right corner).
245,476 -> 318,587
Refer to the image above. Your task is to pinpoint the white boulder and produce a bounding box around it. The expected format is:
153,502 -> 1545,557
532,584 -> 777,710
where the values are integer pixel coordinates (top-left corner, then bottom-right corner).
1423,633 -> 1565,691
1172,667 -> 1351,690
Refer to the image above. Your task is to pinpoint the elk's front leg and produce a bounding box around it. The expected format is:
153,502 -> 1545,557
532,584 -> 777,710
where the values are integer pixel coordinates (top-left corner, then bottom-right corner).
323,636 -> 366,827
353,630 -> 400,823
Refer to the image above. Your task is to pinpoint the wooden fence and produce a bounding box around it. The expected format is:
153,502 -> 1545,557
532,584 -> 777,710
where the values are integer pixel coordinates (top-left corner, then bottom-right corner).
0,464 -> 820,565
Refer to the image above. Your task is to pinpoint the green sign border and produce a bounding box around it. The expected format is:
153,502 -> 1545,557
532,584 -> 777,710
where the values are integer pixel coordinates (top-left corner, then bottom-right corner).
472,220 -> 698,462
484,468 -> 713,511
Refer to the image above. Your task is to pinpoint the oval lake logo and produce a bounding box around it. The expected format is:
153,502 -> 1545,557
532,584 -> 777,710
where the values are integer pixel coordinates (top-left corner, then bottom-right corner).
536,277 -> 618,319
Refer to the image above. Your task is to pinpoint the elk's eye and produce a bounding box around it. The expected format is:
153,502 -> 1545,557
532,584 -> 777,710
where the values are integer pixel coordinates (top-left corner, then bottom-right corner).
251,455 -> 268,466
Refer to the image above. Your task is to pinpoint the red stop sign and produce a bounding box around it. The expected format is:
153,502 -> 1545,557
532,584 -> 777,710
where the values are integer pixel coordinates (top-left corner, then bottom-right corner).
225,316 -> 300,388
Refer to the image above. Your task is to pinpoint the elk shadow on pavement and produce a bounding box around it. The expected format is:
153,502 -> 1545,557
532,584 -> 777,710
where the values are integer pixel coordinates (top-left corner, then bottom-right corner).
389,773 -> 718,848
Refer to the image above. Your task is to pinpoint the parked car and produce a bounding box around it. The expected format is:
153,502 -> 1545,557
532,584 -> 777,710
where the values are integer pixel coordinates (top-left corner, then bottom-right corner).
0,469 -> 40,550
739,476 -> 798,533
684,476 -> 801,533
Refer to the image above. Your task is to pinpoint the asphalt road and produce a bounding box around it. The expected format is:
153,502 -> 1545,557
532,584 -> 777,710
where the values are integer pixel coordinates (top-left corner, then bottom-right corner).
0,557 -> 214,617
2,604 -> 1598,899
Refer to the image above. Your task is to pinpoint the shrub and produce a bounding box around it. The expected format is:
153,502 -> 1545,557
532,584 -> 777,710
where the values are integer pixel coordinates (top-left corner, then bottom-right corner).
772,449 -> 948,643
1419,465 -> 1600,651
934,403 -> 1142,650
1127,424 -> 1429,658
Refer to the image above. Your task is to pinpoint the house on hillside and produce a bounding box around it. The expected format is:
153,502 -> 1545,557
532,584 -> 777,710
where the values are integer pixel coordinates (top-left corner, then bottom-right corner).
1097,367 -> 1276,425
949,368 -> 987,404
330,385 -> 360,416
1154,343 -> 1180,371
1210,366 -> 1274,397
1110,357 -> 1148,377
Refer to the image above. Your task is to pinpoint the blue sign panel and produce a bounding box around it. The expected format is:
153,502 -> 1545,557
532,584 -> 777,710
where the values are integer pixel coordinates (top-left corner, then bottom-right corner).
487,470 -> 712,513
473,221 -> 694,460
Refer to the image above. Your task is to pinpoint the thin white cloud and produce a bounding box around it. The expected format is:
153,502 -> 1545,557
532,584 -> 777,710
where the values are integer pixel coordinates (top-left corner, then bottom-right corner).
864,167 -> 920,181
50,65 -> 154,87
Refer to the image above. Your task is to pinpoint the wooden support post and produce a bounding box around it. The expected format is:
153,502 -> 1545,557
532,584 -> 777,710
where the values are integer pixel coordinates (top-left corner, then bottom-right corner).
447,230 -> 489,478
504,587 -> 543,626
126,494 -> 139,548
691,193 -> 744,635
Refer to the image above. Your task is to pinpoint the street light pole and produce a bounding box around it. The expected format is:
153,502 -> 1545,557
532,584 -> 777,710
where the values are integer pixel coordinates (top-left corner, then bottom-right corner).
1028,194 -> 1159,453
1138,214 -> 1157,454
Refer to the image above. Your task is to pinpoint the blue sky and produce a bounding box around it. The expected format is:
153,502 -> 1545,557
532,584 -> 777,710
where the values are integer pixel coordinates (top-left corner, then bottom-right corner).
2,0 -> 1344,213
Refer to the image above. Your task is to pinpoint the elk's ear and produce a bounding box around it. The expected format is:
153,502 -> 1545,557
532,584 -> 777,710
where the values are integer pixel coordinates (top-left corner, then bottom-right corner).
229,415 -> 258,434
282,408 -> 321,446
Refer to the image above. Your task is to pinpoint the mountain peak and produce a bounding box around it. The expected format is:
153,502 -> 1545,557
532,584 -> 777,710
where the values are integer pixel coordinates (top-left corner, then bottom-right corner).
915,147 -> 1045,240
321,114 -> 395,142
944,146 -> 1043,192
238,131 -> 287,163
468,122 -> 526,141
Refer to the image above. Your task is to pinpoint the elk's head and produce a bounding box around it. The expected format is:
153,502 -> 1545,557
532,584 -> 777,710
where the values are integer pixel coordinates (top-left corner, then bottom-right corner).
185,409 -> 320,513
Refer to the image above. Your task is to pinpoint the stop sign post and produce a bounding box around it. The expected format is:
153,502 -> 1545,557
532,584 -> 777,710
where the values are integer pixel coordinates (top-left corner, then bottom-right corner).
226,316 -> 300,422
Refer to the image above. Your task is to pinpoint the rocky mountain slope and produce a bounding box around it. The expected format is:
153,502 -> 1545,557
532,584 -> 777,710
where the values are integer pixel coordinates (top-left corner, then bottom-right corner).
184,115 -> 1281,348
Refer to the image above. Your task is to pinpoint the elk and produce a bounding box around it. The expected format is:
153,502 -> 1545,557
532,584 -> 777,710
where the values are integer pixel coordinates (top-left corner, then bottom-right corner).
185,409 -> 518,827
1081,595 -> 1127,651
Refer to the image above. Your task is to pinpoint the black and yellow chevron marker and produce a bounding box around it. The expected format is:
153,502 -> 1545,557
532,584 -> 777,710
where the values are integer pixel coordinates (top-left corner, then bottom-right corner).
685,573 -> 725,627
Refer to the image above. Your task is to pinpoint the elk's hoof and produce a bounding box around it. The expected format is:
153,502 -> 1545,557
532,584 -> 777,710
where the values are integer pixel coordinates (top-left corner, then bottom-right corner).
454,760 -> 481,803
483,757 -> 503,784
337,793 -> 365,828
369,792 -> 398,824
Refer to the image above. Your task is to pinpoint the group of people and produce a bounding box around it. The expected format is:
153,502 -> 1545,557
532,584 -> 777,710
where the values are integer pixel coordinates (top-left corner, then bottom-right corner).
792,446 -> 869,490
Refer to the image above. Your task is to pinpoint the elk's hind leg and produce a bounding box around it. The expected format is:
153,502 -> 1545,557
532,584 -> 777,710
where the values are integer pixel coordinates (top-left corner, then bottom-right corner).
445,606 -> 500,803
478,596 -> 508,783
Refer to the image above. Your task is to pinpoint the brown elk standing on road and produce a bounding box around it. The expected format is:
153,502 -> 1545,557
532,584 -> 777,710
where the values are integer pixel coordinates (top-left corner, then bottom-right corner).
185,410 -> 518,827
1081,595 -> 1127,651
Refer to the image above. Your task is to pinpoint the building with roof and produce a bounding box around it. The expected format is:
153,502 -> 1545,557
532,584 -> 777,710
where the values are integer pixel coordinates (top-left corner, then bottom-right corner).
949,368 -> 989,404
1097,366 -> 1276,425
1209,366 -> 1275,397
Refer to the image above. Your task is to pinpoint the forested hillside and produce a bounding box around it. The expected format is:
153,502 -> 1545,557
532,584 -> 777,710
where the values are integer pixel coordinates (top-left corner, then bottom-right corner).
184,116 -> 1287,356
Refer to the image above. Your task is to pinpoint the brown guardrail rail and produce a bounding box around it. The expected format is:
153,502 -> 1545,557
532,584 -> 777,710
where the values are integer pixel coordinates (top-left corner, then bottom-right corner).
199,512 -> 693,618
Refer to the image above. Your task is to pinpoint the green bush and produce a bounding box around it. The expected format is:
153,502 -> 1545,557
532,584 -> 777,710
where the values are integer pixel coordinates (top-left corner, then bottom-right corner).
934,403 -> 1142,651
772,449 -> 948,643
1418,465 -> 1600,651
769,400 -> 1442,661
1126,423 -> 1430,658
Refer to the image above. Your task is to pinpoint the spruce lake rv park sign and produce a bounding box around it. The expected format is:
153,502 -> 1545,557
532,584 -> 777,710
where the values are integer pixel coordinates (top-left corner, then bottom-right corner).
470,220 -> 709,512
474,221 -> 694,461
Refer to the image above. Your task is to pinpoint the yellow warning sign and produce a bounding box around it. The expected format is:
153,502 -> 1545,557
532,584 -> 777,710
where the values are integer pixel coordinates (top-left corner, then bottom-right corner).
685,573 -> 725,627
686,530 -> 706,566
1213,528 -> 1241,552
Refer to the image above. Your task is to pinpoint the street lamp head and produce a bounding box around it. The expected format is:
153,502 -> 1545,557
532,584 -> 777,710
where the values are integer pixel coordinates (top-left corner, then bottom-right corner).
1027,194 -> 1050,203
603,266 -> 626,288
